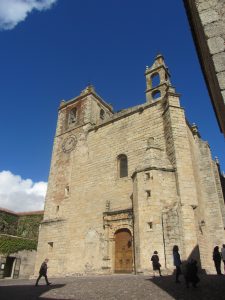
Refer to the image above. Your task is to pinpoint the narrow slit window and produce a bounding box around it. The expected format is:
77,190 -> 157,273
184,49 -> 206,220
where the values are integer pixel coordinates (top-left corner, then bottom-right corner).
48,242 -> 53,252
100,109 -> 105,120
148,222 -> 153,230
65,185 -> 69,197
146,190 -> 151,198
145,173 -> 150,180
118,154 -> 128,178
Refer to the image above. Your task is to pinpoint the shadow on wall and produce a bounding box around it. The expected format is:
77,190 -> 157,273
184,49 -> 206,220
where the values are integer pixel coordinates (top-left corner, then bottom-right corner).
185,245 -> 202,271
0,283 -> 67,300
165,245 -> 204,273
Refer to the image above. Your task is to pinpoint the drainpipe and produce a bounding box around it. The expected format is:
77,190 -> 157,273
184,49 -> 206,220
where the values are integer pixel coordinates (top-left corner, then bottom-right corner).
132,210 -> 136,275
131,190 -> 137,275
161,213 -> 167,269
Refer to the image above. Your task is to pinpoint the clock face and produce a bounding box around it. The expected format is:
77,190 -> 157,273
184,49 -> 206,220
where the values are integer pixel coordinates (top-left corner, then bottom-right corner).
62,135 -> 77,153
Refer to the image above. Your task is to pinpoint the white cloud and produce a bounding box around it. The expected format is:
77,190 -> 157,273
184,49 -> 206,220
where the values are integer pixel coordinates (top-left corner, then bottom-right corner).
0,170 -> 47,212
0,0 -> 58,30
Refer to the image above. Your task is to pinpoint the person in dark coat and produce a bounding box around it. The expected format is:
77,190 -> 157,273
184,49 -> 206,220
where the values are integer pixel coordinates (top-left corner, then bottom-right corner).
173,245 -> 182,283
213,246 -> 222,275
151,250 -> 162,277
35,258 -> 51,286
184,259 -> 200,288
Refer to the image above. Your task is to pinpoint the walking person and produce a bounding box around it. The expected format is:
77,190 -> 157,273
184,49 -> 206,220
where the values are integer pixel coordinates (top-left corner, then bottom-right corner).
151,250 -> 162,277
213,246 -> 222,275
35,258 -> 51,286
221,244 -> 225,274
173,245 -> 182,283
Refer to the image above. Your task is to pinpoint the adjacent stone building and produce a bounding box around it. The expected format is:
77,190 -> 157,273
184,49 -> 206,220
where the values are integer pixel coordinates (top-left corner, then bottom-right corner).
35,55 -> 225,277
0,208 -> 43,279
184,0 -> 225,136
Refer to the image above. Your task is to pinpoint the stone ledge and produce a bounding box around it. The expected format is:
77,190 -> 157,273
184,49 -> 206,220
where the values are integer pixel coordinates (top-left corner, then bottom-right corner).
41,218 -> 65,225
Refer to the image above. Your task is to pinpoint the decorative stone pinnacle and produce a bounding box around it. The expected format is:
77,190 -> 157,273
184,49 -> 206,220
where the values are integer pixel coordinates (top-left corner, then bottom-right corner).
191,123 -> 199,135
215,156 -> 219,164
60,100 -> 66,107
81,85 -> 95,95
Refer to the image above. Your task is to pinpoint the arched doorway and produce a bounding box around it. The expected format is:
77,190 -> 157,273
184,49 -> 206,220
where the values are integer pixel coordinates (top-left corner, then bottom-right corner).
114,228 -> 133,273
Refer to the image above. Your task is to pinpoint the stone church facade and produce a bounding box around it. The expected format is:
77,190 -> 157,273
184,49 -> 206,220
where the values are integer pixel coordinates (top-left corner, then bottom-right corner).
34,55 -> 225,277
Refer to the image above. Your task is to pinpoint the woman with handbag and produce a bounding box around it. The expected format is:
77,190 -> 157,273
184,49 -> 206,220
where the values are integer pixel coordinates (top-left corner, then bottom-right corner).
151,250 -> 162,277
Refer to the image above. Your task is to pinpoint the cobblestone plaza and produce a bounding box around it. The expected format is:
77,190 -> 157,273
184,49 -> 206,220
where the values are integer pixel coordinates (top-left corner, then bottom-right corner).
1,274 -> 225,300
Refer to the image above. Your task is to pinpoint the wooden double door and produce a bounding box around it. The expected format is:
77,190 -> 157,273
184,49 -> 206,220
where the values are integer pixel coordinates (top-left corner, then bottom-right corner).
115,229 -> 133,273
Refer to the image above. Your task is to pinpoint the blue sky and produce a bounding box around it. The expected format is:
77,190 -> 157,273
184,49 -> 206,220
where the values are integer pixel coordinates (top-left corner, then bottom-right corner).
0,0 -> 224,211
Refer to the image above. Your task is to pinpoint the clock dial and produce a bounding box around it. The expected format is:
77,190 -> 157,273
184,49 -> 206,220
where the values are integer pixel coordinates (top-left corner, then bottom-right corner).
62,135 -> 77,153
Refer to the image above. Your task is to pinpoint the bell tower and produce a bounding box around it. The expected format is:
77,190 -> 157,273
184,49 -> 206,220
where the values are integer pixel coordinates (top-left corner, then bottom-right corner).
145,54 -> 171,103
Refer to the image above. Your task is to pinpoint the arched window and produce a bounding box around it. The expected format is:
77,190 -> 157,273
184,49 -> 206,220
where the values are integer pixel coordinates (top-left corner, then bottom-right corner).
69,107 -> 77,124
100,109 -> 105,120
118,154 -> 128,178
152,90 -> 161,100
151,73 -> 160,87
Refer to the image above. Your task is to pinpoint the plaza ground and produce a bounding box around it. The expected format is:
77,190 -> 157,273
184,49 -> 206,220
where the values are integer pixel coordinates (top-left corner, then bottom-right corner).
1,273 -> 225,300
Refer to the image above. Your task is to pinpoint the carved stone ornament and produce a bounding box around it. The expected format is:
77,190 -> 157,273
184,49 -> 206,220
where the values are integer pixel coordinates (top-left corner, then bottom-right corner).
62,135 -> 77,153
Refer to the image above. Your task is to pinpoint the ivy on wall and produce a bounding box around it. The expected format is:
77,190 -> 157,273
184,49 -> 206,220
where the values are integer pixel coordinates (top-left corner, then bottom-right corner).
0,212 -> 18,236
0,235 -> 37,255
0,210 -> 42,255
17,215 -> 43,239
0,211 -> 43,239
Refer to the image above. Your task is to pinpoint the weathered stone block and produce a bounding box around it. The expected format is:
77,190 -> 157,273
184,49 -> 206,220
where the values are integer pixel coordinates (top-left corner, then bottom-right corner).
217,72 -> 225,90
222,90 -> 225,105
212,52 -> 225,72
207,37 -> 225,54
199,9 -> 219,25
205,21 -> 225,38
197,0 -> 218,12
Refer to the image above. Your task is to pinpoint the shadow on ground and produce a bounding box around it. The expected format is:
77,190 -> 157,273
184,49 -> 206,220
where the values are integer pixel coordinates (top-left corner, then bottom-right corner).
147,273 -> 225,300
0,283 -> 69,300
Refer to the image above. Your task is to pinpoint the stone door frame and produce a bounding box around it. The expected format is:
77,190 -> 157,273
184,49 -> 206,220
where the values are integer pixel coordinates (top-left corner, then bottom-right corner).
103,209 -> 134,273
